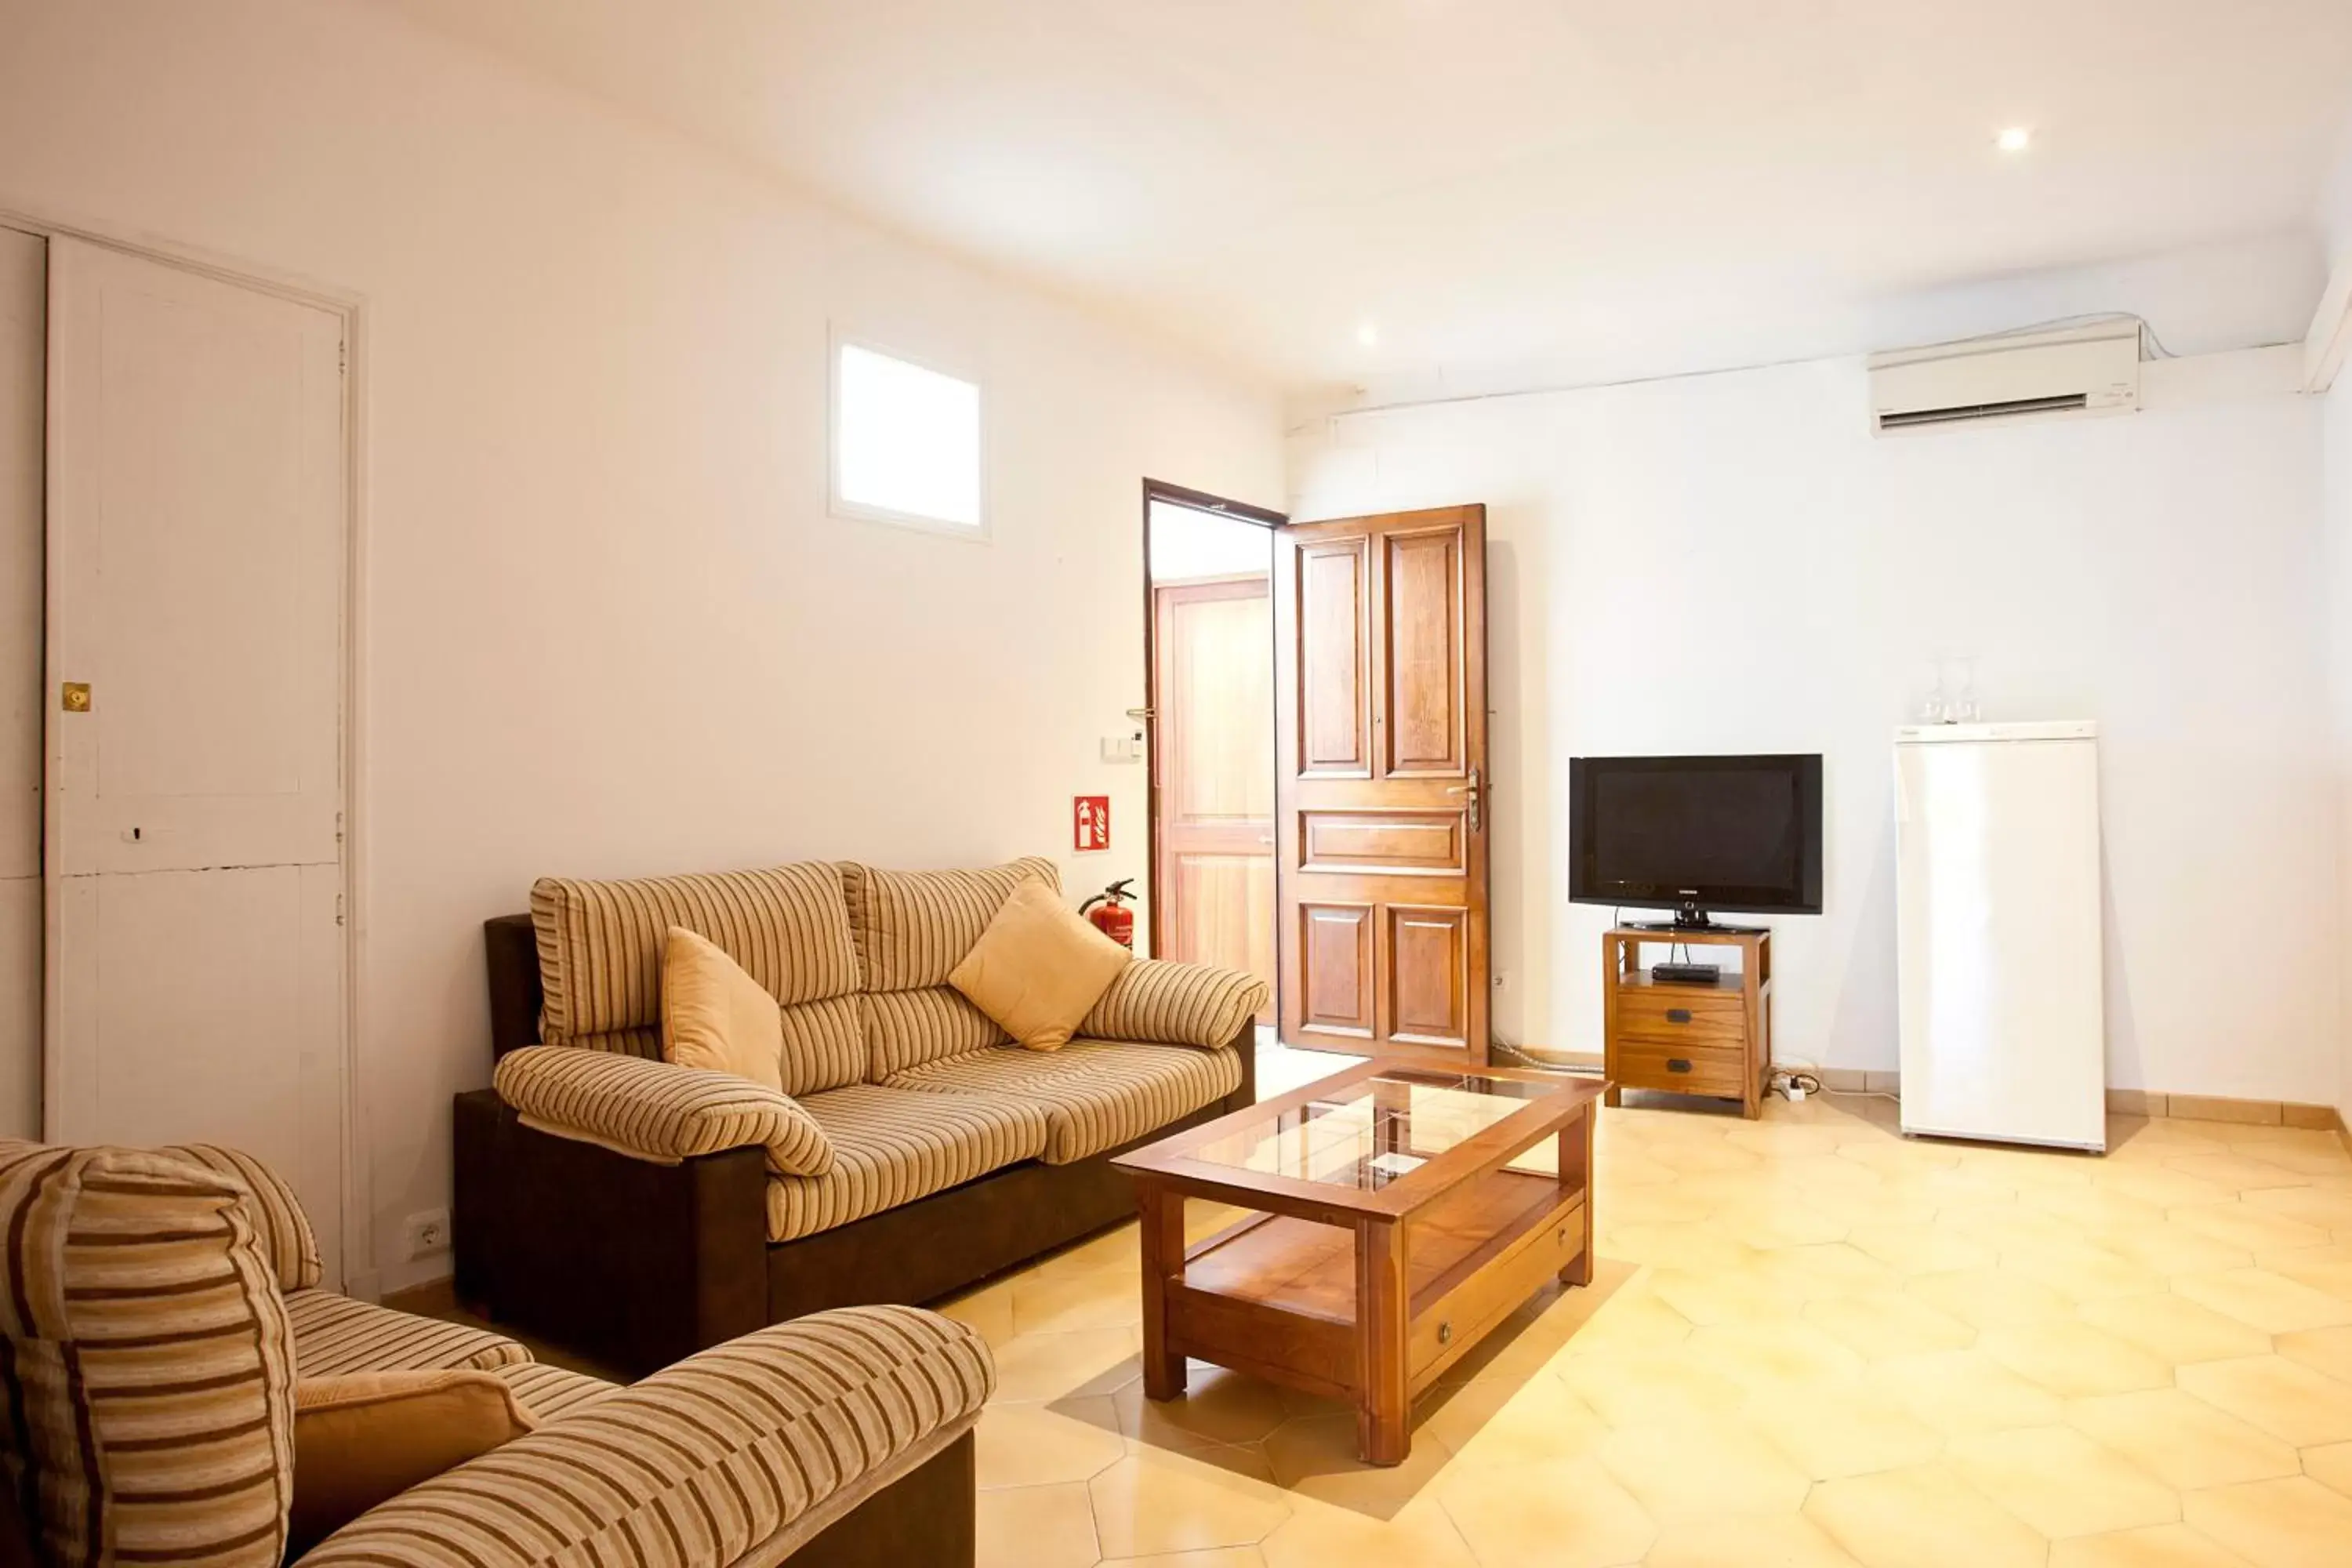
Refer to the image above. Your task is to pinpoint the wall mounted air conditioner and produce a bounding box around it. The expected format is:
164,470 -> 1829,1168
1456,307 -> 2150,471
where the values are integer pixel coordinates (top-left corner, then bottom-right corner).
1867,321 -> 2142,435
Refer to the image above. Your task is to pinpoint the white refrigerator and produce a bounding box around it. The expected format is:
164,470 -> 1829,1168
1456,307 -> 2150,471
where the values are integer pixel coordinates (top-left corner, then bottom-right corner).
1895,721 -> 2105,1152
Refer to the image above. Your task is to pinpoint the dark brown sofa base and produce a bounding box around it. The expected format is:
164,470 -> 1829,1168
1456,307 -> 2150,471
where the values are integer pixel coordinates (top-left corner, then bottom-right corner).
458,1080 -> 1248,1377
792,1428 -> 975,1568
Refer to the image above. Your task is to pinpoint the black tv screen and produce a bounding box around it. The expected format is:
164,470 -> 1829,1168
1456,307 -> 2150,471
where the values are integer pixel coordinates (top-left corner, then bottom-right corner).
1570,754 -> 1823,918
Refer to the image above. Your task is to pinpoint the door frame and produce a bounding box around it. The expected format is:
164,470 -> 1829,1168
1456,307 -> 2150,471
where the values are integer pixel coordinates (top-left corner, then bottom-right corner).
1139,480 -> 1286,974
4,201 -> 374,1296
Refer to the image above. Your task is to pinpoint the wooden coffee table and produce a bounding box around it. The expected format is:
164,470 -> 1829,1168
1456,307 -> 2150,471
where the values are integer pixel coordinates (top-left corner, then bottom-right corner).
1113,1060 -> 1602,1465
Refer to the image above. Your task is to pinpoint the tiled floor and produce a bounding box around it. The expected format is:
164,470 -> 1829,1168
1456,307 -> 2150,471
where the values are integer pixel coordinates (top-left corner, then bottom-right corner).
935,1052 -> 2352,1567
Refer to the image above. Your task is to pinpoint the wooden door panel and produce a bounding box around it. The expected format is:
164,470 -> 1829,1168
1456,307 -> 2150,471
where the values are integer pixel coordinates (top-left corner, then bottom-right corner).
1301,809 -> 1465,876
1298,902 -> 1374,1040
1152,575 -> 1276,1021
1382,528 -> 1465,777
1167,852 -> 1276,1022
1295,539 -> 1370,777
1276,506 -> 1488,1062
1385,904 -> 1469,1048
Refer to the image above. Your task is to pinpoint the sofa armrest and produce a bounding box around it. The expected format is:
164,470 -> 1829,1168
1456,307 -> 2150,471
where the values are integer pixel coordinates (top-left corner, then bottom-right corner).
1081,959 -> 1269,1049
296,1305 -> 993,1568
493,1045 -> 833,1176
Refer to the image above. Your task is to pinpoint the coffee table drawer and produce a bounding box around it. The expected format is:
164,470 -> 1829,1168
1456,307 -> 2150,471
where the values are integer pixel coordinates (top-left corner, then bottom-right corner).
1617,987 -> 1745,1046
1614,1039 -> 1749,1098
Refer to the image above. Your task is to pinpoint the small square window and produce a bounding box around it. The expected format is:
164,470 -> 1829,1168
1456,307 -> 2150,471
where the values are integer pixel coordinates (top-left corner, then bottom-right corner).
831,338 -> 985,535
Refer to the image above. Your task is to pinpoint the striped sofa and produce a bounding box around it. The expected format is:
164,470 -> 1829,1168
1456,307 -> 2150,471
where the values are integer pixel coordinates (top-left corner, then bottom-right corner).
0,1139 -> 994,1568
460,858 -> 1265,1375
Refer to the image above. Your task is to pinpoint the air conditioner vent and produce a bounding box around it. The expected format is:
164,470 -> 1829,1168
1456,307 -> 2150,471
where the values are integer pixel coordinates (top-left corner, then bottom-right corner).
1868,321 -> 2140,436
1877,393 -> 2091,430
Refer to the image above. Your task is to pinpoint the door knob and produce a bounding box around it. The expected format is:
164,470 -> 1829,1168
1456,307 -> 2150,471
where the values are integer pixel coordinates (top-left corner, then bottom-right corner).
1444,767 -> 1483,830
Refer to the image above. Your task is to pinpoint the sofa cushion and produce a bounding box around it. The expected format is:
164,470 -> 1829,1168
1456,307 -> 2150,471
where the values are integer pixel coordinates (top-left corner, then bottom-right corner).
0,1142 -> 297,1568
154,1142 -> 324,1293
859,986 -> 1010,1078
949,878 -> 1132,1052
887,1039 -> 1244,1164
766,1084 -> 1049,1242
661,925 -> 787,1090
288,1370 -> 536,1557
839,857 -> 1058,993
285,1289 -> 527,1377
532,862 -> 865,1094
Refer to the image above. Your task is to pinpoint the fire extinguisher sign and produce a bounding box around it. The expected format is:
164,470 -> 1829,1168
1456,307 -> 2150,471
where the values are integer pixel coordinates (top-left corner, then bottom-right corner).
1073,795 -> 1111,853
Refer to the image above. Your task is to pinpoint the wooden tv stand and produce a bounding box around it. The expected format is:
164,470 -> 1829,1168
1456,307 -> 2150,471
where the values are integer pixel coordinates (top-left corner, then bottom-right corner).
1602,926 -> 1772,1119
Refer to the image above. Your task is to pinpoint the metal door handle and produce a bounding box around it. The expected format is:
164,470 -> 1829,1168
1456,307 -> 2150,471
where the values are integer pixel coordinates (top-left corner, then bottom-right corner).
1445,767 -> 1483,830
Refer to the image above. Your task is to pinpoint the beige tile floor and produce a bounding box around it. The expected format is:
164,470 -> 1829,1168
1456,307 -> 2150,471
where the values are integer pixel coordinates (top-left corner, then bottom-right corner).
935,1052 -> 2352,1567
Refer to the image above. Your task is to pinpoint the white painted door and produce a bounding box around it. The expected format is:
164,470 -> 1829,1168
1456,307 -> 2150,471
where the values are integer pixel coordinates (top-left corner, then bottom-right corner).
44,238 -> 347,1281
0,227 -> 41,1141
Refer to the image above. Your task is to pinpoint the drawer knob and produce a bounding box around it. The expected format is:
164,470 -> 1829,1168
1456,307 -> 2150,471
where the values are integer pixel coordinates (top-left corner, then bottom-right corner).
1666,1007 -> 1693,1024
1667,1058 -> 1693,1074
1437,1320 -> 1454,1346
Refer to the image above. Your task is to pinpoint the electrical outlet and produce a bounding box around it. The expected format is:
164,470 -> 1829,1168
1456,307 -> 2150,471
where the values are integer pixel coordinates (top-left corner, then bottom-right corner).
402,1209 -> 450,1260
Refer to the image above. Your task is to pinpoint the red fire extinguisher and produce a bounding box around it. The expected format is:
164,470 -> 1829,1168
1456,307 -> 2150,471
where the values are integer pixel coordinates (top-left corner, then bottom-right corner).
1080,880 -> 1136,949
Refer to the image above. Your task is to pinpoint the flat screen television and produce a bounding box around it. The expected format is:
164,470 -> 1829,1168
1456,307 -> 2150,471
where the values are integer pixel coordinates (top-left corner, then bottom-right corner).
1569,753 -> 1823,928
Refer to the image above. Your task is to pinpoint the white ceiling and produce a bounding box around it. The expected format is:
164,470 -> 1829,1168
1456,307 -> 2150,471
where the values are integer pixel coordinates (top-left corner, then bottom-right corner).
387,0 -> 2352,395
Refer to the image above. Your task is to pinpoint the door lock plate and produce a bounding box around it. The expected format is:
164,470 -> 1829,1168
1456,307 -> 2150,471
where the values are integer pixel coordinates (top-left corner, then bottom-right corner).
60,682 -> 90,713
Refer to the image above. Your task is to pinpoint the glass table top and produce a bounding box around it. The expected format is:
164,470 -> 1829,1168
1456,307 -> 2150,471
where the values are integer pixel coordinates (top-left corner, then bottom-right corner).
1185,1067 -> 1566,1191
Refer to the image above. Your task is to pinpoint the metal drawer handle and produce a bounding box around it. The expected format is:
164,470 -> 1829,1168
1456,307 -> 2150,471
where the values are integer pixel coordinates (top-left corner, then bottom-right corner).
1667,1058 -> 1693,1074
1437,1320 -> 1453,1346
1666,1008 -> 1693,1024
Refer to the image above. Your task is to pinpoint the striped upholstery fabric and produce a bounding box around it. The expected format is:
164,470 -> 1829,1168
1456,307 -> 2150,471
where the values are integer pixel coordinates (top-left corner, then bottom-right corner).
1083,959 -> 1269,1050
531,862 -> 866,1094
563,1024 -> 662,1060
285,1290 -> 526,1376
297,1306 -> 993,1568
156,1142 -> 324,1293
495,1045 -> 836,1176
0,1142 -> 297,1568
765,1085 -> 1048,1242
839,858 -> 1058,993
888,1040 -> 1243,1164
860,985 -> 1011,1077
491,1361 -> 620,1425
772,994 -> 868,1097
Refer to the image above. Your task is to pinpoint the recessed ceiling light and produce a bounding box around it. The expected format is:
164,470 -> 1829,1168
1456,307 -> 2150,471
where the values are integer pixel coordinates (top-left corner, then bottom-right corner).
1996,126 -> 2032,153
1356,321 -> 1379,348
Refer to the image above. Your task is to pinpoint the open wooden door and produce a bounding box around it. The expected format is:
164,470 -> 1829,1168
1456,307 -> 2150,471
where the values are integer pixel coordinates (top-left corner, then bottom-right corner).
1275,505 -> 1488,1063
1151,577 -> 1275,1019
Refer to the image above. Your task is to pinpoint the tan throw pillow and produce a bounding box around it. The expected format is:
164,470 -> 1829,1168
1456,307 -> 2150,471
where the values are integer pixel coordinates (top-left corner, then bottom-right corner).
289,1370 -> 535,1555
949,877 -> 1132,1051
661,926 -> 785,1091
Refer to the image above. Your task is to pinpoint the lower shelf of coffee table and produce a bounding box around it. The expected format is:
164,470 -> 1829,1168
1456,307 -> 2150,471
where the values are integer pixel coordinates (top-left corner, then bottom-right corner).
1167,1165 -> 1587,1400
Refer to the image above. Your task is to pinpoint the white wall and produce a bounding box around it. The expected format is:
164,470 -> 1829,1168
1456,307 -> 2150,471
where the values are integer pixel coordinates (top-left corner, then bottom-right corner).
1292,348 -> 2335,1106
0,0 -> 1282,1292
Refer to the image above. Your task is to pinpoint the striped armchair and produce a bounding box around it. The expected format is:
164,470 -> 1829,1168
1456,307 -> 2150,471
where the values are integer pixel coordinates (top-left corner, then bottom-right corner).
0,1140 -> 992,1568
462,857 -> 1264,1375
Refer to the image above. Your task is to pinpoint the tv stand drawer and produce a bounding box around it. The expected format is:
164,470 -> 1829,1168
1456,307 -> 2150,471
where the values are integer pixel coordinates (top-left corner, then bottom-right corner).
1613,1040 -> 1749,1098
1616,989 -> 1744,1045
